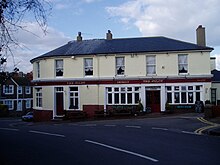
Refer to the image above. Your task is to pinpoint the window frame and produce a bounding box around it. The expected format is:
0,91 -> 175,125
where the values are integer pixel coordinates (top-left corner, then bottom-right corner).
84,58 -> 93,76
4,100 -> 14,110
36,61 -> 40,78
25,86 -> 31,94
68,86 -> 80,110
166,85 -> 203,104
3,85 -> 14,95
178,54 -> 188,74
106,86 -> 141,105
26,99 -> 31,109
18,86 -> 22,94
116,57 -> 125,76
35,87 -> 42,108
55,59 -> 64,77
146,55 -> 156,75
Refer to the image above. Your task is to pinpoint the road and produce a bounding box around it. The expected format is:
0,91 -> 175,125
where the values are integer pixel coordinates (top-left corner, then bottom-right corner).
0,114 -> 219,165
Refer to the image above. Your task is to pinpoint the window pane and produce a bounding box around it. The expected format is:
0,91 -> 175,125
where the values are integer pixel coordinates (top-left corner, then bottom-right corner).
167,93 -> 172,103
146,56 -> 156,74
127,93 -> 132,104
56,60 -> 63,76
196,86 -> 201,90
135,93 -> 139,103
181,92 -> 187,103
108,93 -> 112,104
196,92 -> 200,101
116,57 -> 125,75
121,93 -> 126,104
115,93 -> 119,104
84,58 -> 93,76
167,86 -> 172,91
174,92 -> 180,103
174,86 -> 179,90
188,86 -> 193,90
178,54 -> 188,73
188,92 -> 194,103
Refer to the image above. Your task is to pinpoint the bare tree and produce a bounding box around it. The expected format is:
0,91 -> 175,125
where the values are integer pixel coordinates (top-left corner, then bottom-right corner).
0,0 -> 51,72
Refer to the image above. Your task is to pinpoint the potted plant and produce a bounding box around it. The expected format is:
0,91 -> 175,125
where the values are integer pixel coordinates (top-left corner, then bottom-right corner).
165,101 -> 172,114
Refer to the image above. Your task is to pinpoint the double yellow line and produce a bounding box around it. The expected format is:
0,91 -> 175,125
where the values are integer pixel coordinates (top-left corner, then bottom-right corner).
194,117 -> 219,135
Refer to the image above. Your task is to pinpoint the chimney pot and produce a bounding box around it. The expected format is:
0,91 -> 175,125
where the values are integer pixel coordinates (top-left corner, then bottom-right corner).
106,30 -> 113,40
77,32 -> 82,41
196,25 -> 206,47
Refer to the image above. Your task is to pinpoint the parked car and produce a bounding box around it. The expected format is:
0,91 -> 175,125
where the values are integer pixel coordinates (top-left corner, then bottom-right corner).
22,112 -> 33,121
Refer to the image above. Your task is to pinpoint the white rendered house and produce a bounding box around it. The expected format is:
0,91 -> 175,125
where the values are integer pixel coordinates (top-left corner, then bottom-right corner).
30,26 -> 213,121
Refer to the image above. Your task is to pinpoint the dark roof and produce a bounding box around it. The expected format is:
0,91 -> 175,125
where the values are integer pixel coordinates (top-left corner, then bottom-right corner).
30,36 -> 213,63
211,69 -> 220,82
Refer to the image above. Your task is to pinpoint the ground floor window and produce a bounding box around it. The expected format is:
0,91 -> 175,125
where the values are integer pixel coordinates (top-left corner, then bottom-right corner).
4,100 -> 13,110
166,85 -> 202,104
69,87 -> 79,109
35,88 -> 42,107
26,99 -> 31,109
17,100 -> 22,111
106,86 -> 141,105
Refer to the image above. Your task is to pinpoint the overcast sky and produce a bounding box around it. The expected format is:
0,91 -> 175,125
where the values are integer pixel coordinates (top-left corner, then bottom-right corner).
4,0 -> 220,73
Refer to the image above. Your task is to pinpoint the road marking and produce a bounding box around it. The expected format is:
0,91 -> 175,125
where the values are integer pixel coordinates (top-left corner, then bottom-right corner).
80,124 -> 97,127
152,127 -> 168,131
181,131 -> 197,135
85,140 -> 158,162
194,125 -> 218,135
197,117 -> 217,125
104,124 -> 116,127
0,127 -> 19,131
195,117 -> 220,135
29,130 -> 65,138
125,125 -> 141,129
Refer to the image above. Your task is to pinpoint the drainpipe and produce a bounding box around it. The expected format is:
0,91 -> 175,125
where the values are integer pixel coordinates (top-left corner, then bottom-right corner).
11,77 -> 19,111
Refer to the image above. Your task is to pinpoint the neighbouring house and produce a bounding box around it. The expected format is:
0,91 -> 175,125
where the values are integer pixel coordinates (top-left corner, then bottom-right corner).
0,72 -> 33,116
30,25 -> 214,121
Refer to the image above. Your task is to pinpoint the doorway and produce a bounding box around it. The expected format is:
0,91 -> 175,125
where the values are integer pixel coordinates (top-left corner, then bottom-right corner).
146,90 -> 161,113
55,87 -> 64,116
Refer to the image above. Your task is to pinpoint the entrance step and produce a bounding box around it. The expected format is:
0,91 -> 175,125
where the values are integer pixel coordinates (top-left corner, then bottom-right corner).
52,115 -> 65,121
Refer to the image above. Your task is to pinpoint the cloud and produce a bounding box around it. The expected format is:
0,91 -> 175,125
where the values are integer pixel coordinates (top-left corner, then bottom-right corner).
4,22 -> 71,73
106,0 -> 220,46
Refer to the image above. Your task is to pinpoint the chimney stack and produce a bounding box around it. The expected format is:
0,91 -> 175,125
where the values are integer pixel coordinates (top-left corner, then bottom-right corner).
106,30 -> 113,40
77,32 -> 82,42
196,25 -> 206,47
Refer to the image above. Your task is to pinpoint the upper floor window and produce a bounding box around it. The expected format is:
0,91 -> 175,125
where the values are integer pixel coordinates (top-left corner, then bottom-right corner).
178,54 -> 188,74
116,57 -> 125,75
55,59 -> 63,77
3,85 -> 14,94
84,58 -> 93,76
36,62 -> 40,78
25,86 -> 31,94
35,88 -> 42,107
146,55 -> 156,75
18,86 -> 22,94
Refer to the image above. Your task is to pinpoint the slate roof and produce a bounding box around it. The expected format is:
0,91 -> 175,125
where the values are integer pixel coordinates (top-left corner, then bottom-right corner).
30,36 -> 213,63
211,69 -> 220,82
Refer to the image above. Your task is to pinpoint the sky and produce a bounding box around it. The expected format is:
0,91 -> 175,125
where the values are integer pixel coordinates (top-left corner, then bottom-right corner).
4,0 -> 220,73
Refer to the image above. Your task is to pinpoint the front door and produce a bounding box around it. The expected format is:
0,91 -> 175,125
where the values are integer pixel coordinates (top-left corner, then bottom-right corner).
55,87 -> 64,116
146,90 -> 161,113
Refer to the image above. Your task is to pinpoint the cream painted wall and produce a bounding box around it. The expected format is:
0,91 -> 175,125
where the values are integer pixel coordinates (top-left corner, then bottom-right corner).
65,57 -> 83,78
126,54 -> 146,76
188,52 -> 211,75
32,51 -> 211,79
157,53 -> 178,76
